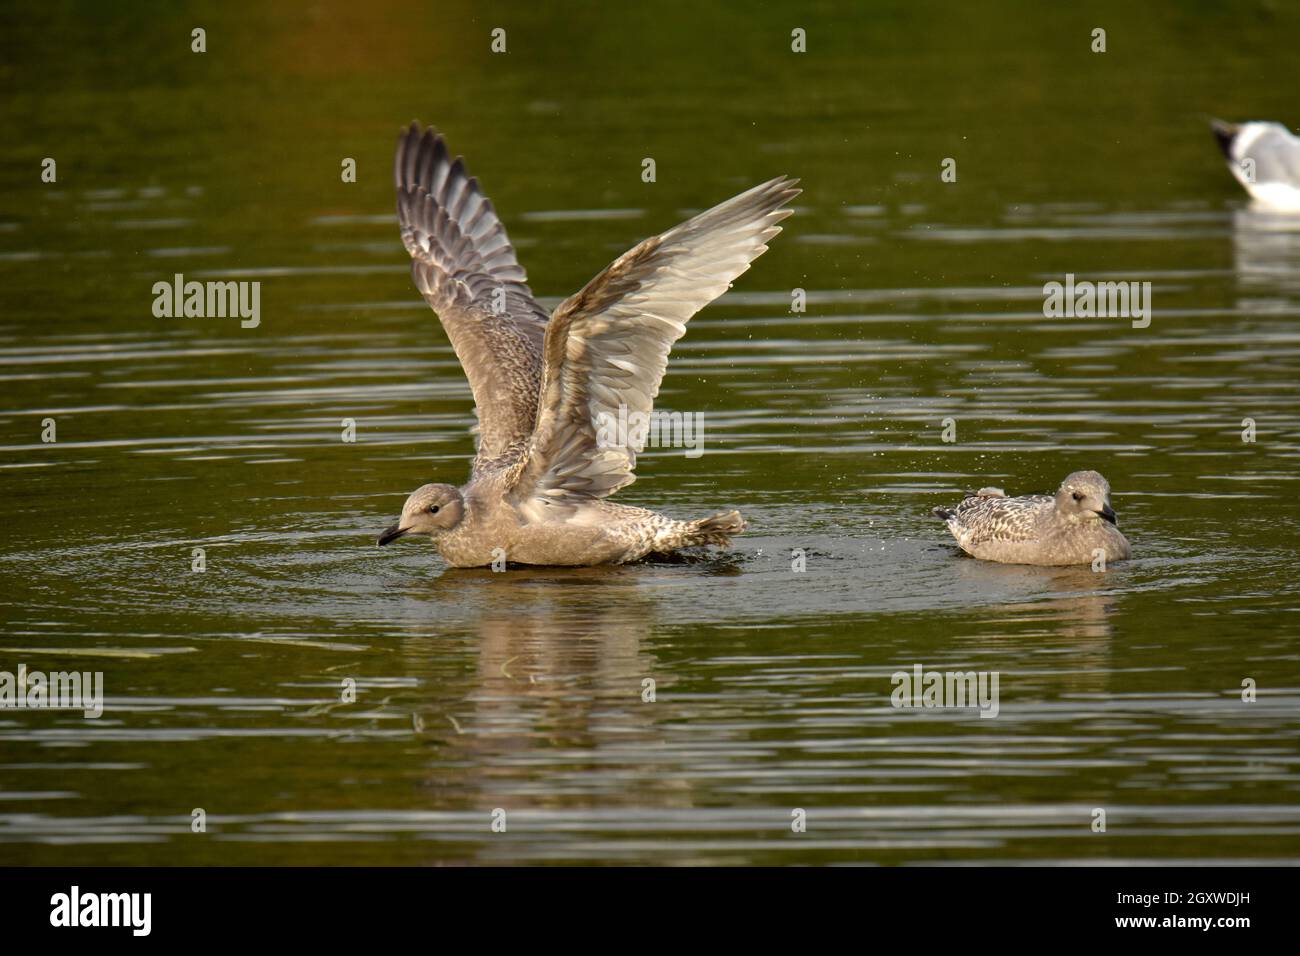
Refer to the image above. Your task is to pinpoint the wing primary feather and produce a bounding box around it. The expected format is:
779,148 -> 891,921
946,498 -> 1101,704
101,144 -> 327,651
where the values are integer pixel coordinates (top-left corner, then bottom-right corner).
394,124 -> 551,473
512,175 -> 799,501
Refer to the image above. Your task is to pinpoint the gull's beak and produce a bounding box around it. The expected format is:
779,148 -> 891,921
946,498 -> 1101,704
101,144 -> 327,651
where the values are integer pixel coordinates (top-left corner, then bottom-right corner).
377,523 -> 409,546
1096,504 -> 1118,525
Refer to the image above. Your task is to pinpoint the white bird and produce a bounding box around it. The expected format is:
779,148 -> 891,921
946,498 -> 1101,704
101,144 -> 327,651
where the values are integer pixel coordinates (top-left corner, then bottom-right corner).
1213,119 -> 1300,212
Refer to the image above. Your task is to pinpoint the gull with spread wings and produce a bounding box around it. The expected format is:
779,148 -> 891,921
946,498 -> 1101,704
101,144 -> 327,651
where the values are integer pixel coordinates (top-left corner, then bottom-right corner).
376,123 -> 798,567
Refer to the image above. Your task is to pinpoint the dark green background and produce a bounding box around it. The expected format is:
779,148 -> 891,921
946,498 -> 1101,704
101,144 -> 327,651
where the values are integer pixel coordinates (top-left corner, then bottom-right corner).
1,1 -> 1298,863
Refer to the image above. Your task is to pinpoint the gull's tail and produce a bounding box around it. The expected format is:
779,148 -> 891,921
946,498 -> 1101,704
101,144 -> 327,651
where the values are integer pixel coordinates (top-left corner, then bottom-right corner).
667,510 -> 746,549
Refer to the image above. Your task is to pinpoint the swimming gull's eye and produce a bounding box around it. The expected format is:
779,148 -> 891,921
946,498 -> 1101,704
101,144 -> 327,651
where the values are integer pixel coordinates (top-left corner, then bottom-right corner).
429,505 -> 440,514
1071,492 -> 1083,501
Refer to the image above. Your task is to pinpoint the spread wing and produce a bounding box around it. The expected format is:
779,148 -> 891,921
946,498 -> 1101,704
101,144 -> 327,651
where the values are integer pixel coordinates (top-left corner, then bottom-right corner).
395,123 -> 550,472
507,176 -> 799,502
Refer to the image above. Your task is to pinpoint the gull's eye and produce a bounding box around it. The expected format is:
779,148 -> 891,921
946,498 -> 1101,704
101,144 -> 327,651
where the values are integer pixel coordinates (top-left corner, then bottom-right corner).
1072,492 -> 1083,501
428,505 -> 440,514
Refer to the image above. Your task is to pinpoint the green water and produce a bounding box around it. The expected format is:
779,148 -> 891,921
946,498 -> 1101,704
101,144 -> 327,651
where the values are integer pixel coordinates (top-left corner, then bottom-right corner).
1,0 -> 1299,864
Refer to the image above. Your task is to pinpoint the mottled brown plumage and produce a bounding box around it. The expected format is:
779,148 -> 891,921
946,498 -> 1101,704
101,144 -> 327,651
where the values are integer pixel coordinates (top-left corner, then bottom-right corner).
377,123 -> 797,567
394,126 -> 549,472
933,470 -> 1132,566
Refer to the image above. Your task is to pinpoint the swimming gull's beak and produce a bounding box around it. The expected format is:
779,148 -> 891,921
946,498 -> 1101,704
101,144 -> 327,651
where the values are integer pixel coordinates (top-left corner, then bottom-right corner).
1096,504 -> 1118,525
377,523 -> 409,546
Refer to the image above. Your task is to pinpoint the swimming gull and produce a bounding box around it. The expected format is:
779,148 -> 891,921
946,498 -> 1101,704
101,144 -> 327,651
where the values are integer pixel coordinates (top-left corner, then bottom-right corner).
377,123 -> 798,567
1212,119 -> 1300,212
932,470 -> 1132,566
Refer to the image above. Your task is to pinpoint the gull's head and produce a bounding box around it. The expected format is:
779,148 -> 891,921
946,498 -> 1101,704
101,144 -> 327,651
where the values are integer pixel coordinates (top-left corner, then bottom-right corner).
1054,470 -> 1117,525
377,482 -> 465,546
1211,118 -> 1241,162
